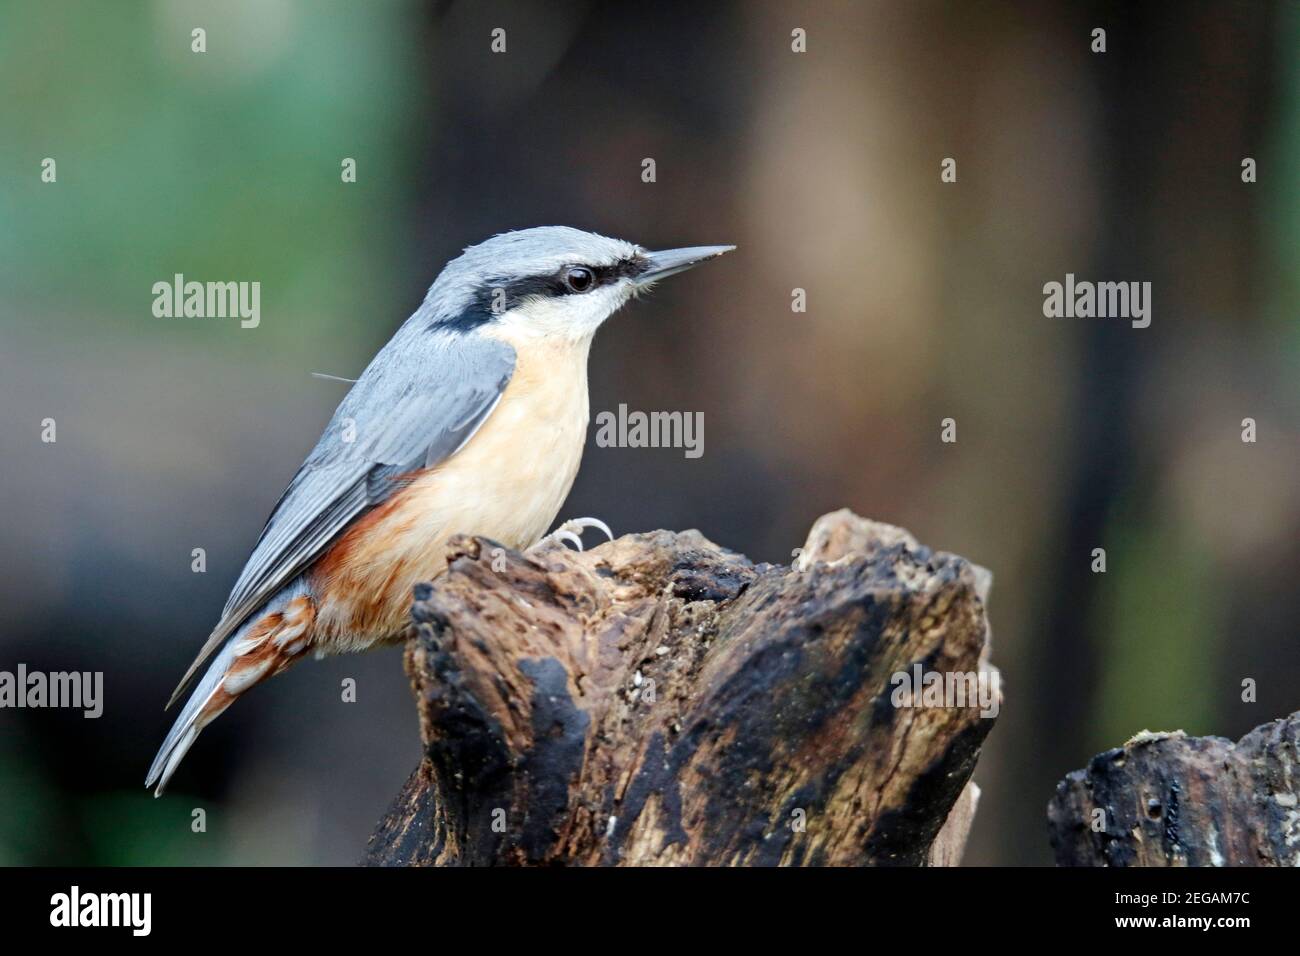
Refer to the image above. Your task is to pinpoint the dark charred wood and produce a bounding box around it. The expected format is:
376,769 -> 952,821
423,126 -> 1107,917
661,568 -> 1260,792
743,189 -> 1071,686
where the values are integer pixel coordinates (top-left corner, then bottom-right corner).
364,509 -> 1000,866
1048,716 -> 1300,866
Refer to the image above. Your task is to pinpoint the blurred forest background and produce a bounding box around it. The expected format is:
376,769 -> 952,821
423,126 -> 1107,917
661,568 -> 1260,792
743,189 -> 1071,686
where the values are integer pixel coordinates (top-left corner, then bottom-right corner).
1,0 -> 1297,866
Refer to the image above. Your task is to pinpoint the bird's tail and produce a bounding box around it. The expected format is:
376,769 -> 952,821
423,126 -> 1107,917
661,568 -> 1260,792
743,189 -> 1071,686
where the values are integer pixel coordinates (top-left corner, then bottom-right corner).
147,590 -> 316,795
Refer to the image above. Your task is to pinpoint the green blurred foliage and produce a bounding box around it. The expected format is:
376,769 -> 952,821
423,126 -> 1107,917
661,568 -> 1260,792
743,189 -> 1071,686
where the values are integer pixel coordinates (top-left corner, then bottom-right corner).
0,0 -> 430,866
1091,503 -> 1219,750
81,792 -> 224,866
1269,2 -> 1300,381
0,0 -> 420,353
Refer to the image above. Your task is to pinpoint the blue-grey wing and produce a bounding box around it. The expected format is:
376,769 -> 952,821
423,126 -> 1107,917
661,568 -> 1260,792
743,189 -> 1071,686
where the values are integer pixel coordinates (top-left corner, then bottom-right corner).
167,329 -> 515,706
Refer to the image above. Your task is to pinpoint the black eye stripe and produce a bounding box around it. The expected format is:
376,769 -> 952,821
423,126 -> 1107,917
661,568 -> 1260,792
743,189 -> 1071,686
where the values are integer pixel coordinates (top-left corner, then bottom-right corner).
433,255 -> 652,332
474,255 -> 650,315
588,256 -> 650,284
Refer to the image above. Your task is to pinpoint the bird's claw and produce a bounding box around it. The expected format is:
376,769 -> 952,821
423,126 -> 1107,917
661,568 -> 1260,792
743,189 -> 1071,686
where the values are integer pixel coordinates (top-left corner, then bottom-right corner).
563,516 -> 614,544
531,516 -> 614,553
549,529 -> 585,551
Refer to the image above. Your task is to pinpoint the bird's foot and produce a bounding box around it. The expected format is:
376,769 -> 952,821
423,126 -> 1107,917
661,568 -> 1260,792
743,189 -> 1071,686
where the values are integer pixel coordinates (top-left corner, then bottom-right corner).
529,516 -> 614,553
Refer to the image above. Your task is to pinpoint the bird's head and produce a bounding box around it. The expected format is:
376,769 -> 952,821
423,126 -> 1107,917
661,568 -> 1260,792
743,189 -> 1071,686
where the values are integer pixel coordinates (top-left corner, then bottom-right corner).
422,226 -> 734,343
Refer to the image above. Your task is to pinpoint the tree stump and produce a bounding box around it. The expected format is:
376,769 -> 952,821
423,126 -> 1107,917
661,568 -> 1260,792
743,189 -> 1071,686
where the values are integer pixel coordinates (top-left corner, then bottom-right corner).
364,509 -> 1000,866
1048,716 -> 1300,866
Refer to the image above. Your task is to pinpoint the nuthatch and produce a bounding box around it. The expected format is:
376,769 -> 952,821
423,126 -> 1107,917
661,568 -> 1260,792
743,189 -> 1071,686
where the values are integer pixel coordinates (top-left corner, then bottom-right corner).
147,226 -> 733,794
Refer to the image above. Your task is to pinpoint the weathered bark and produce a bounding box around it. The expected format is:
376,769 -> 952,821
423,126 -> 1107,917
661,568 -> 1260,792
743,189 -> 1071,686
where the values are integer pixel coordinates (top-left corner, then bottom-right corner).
364,509 -> 1000,866
1048,716 -> 1300,866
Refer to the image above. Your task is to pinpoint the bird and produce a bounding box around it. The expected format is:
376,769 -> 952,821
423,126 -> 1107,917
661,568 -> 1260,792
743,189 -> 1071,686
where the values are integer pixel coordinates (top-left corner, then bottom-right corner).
146,226 -> 734,795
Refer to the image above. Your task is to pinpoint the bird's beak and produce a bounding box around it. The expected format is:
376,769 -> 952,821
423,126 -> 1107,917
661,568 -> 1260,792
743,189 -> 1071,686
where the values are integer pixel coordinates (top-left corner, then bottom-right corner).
634,245 -> 735,286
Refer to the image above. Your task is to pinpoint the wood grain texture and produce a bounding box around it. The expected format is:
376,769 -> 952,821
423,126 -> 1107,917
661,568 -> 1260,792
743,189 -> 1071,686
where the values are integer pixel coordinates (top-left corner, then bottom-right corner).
1049,717 -> 1300,866
364,509 -> 1000,866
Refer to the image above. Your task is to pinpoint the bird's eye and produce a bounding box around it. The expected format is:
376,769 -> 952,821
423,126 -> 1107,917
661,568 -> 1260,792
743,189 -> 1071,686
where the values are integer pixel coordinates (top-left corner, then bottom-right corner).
564,266 -> 595,293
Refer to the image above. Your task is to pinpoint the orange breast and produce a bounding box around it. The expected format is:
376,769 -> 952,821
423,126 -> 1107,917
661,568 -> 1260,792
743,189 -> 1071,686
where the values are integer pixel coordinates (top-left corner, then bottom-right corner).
308,331 -> 593,653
